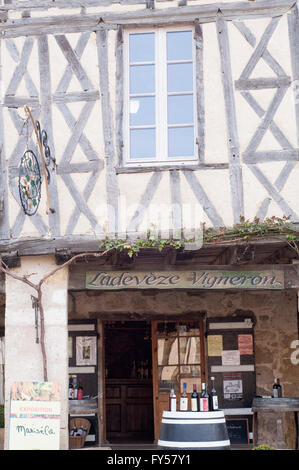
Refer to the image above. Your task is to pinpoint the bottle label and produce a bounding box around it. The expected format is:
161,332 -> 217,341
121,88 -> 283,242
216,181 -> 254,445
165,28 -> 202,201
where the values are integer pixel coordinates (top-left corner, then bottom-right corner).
170,397 -> 177,412
273,389 -> 278,398
180,398 -> 188,411
191,398 -> 198,412
200,397 -> 209,411
212,396 -> 218,410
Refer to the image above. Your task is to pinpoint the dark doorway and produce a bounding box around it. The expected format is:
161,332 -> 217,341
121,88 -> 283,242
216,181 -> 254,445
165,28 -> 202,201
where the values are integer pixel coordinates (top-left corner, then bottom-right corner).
104,321 -> 154,443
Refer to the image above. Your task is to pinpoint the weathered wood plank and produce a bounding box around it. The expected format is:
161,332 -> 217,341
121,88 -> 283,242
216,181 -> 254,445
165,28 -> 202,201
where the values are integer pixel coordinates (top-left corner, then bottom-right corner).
169,170 -> 182,237
55,35 -> 93,91
38,34 -> 60,235
288,4 -> 299,148
56,102 -> 99,163
60,172 -> 102,233
235,77 -> 291,90
59,100 -> 96,166
3,95 -> 39,108
5,38 -> 39,97
127,172 -> 163,233
57,161 -> 104,174
240,91 -> 293,150
115,163 -> 229,174
248,164 -> 299,221
194,19 -> 205,163
115,25 -> 124,167
216,15 -> 244,223
0,1 -> 295,39
244,87 -> 288,155
239,16 -> 281,80
6,37 -> 34,95
183,170 -> 225,228
96,28 -> 119,236
243,150 -> 299,163
65,170 -> 102,235
53,90 -> 100,103
233,21 -> 287,77
56,32 -> 91,94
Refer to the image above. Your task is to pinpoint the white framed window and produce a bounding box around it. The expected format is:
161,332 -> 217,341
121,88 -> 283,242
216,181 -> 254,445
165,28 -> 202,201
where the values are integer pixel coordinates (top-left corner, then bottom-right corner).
123,27 -> 198,166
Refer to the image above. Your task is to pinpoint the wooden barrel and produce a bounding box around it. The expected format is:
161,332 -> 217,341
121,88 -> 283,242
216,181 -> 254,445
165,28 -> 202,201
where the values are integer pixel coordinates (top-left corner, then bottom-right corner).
158,410 -> 230,450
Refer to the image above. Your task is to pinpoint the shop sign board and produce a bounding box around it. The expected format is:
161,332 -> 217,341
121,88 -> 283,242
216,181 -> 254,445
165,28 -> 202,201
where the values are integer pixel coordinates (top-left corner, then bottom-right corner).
8,381 -> 61,450
86,269 -> 284,290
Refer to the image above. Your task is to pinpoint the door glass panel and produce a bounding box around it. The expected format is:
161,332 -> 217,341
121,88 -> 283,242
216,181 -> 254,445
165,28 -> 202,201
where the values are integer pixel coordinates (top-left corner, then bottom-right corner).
180,377 -> 201,394
157,322 -> 178,337
158,366 -> 179,393
180,364 -> 201,377
179,337 -> 201,364
179,322 -> 200,336
158,338 -> 178,365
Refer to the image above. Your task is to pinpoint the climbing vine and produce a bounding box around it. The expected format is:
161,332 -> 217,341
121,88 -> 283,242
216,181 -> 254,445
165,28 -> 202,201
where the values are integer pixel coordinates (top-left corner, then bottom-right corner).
0,215 -> 298,382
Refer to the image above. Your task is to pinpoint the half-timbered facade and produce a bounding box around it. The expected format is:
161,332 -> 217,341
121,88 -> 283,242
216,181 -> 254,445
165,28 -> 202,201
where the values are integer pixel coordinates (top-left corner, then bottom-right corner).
0,0 -> 299,450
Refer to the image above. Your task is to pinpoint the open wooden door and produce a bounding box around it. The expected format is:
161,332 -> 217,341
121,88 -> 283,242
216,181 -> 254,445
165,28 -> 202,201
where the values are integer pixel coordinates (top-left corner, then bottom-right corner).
151,319 -> 206,441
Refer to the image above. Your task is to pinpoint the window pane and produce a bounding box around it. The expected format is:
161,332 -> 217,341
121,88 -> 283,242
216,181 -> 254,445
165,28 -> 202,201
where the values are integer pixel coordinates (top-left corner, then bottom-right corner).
158,366 -> 179,393
130,128 -> 156,159
168,126 -> 194,158
158,338 -> 178,365
168,95 -> 194,125
130,97 -> 155,126
157,322 -> 178,337
129,33 -> 155,63
179,337 -> 201,364
179,322 -> 200,336
180,377 -> 201,394
167,63 -> 193,93
130,65 -> 155,94
167,31 -> 193,61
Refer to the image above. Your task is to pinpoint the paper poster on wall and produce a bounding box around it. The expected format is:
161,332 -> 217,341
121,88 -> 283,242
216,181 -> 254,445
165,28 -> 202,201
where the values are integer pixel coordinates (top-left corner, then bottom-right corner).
222,350 -> 240,366
9,381 -> 61,450
238,334 -> 253,355
223,373 -> 243,400
76,336 -> 97,366
208,335 -> 223,356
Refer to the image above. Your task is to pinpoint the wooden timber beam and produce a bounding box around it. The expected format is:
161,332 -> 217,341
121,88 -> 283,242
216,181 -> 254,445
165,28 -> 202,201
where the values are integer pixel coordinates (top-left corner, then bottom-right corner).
0,0 -> 295,38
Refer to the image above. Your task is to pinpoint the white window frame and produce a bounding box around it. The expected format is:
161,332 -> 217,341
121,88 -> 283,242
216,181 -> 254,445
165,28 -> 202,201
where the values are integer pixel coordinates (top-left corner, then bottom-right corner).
123,25 -> 198,167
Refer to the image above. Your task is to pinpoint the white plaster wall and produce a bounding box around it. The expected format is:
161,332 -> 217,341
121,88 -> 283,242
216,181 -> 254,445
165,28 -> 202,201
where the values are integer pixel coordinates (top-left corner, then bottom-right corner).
4,256 -> 69,449
2,3 -> 299,240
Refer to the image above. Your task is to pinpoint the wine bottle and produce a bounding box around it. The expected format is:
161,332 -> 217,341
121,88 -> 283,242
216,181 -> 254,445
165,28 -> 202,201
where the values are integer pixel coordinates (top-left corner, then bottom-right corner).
68,376 -> 74,400
169,384 -> 177,412
180,382 -> 188,411
272,378 -> 282,398
72,375 -> 78,400
209,376 -> 219,411
199,382 -> 209,411
77,380 -> 83,400
191,384 -> 199,412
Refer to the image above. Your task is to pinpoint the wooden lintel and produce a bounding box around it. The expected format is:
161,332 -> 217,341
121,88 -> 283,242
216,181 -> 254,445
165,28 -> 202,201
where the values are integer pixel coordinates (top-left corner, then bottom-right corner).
0,0 -> 295,38
0,234 -> 295,257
